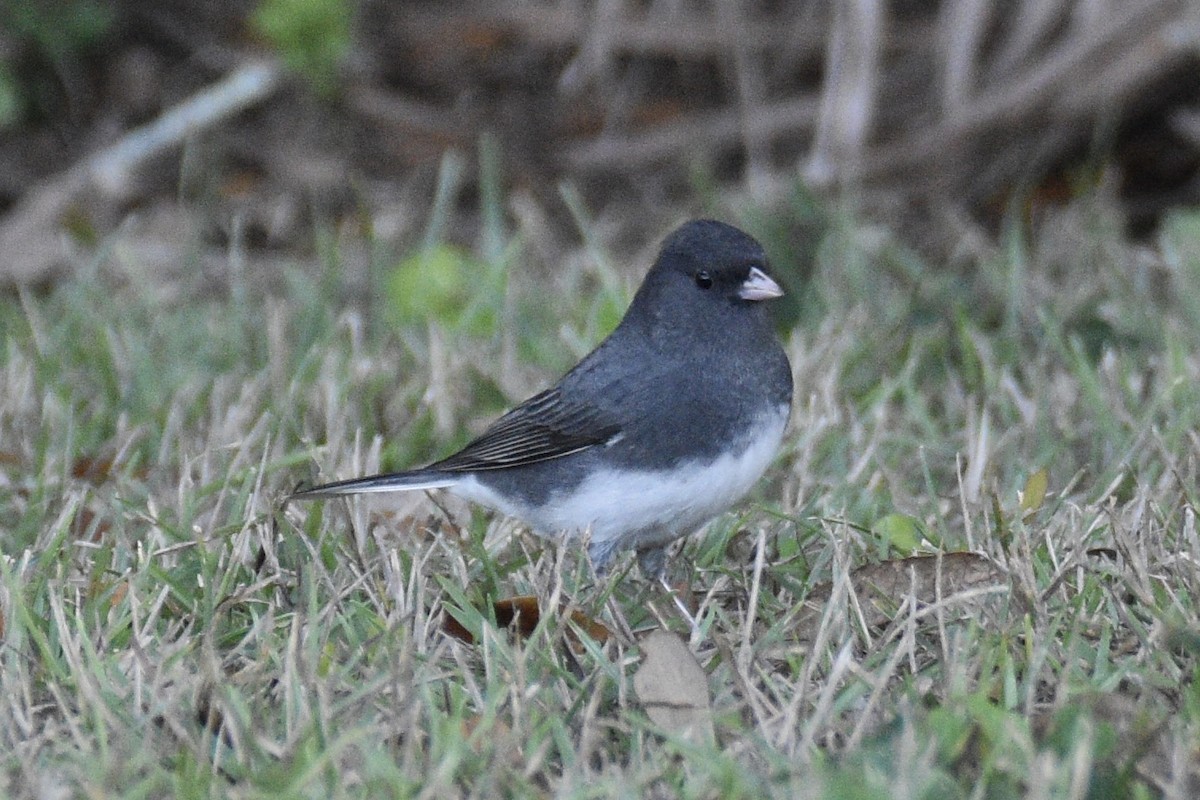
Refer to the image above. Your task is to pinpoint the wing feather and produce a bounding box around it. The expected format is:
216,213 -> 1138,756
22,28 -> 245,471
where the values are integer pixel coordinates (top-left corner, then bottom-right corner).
428,387 -> 620,472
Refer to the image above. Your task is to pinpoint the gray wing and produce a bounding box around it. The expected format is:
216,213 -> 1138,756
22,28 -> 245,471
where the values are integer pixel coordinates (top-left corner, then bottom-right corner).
428,386 -> 622,472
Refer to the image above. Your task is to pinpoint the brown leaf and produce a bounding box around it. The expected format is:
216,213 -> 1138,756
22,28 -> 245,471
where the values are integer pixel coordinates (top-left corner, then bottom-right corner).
71,456 -> 117,484
109,581 -> 129,609
442,595 -> 610,645
633,630 -> 714,745
71,507 -> 111,542
368,493 -> 474,546
442,612 -> 474,643
851,552 -> 1006,602
70,454 -> 148,485
494,595 -> 541,637
795,552 -> 1011,642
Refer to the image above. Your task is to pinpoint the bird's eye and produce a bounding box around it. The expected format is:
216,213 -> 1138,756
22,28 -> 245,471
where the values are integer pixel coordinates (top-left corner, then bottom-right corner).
694,270 -> 713,289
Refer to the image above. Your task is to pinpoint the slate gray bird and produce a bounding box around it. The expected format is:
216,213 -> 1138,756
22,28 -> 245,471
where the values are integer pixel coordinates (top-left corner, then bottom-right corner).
292,219 -> 793,577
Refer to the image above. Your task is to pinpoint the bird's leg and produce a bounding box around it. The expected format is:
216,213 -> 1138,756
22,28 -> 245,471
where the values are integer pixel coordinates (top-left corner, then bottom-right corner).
658,573 -> 700,634
636,545 -> 667,580
638,545 -> 701,634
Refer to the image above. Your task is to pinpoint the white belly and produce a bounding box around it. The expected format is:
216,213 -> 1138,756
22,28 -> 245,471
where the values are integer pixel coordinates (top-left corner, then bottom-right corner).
455,404 -> 789,551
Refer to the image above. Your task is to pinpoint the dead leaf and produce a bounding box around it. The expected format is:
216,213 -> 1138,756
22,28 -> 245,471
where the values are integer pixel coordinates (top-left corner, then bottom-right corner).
795,552 -> 1011,642
494,595 -> 541,637
109,581 -> 129,609
442,595 -> 610,645
442,613 -> 474,643
71,456 -> 117,484
851,552 -> 1005,602
461,715 -> 520,762
70,454 -> 149,485
633,630 -> 714,745
71,507 -> 111,542
367,492 -> 474,546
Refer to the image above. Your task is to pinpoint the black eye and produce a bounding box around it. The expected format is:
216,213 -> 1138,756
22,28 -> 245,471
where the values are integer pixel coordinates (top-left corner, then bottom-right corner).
694,270 -> 713,289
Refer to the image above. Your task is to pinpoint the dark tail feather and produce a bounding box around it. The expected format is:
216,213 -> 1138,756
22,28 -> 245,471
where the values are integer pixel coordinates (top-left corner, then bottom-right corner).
289,470 -> 459,499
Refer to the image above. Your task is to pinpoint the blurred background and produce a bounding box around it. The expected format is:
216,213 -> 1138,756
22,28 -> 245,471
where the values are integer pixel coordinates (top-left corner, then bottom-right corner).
2,0 -> 1198,290
4,9 -> 1200,793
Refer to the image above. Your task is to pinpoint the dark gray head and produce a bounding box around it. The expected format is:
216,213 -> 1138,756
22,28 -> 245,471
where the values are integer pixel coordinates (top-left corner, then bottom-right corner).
626,220 -> 783,327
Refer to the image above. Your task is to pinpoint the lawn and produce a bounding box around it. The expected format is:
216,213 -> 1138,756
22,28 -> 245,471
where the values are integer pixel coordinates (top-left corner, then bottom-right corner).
1,181 -> 1198,798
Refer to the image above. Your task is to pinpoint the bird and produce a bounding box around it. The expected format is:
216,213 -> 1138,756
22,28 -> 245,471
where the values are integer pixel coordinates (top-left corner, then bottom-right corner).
291,219 -> 793,578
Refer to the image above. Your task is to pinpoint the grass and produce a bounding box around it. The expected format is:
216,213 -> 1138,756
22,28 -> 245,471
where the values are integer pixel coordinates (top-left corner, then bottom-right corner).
1,180 -> 1199,798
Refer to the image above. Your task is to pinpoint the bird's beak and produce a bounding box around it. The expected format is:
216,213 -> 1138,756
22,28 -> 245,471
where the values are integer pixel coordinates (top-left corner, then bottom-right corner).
738,267 -> 784,301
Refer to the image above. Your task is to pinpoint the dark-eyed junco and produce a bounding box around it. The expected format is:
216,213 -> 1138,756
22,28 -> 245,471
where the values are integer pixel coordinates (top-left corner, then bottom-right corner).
292,219 -> 793,577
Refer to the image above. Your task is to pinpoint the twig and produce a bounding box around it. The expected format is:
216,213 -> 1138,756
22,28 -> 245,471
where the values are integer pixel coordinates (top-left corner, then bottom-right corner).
563,97 -> 819,171
0,59 -> 283,285
803,0 -> 885,188
405,3 -> 825,60
860,0 -> 1189,184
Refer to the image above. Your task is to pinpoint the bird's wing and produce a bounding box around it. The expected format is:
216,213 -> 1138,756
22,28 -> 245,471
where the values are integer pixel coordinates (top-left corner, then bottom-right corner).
428,386 -> 622,472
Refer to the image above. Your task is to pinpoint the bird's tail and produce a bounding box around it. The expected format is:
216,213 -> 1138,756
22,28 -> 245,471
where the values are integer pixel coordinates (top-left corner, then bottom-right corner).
289,469 -> 458,499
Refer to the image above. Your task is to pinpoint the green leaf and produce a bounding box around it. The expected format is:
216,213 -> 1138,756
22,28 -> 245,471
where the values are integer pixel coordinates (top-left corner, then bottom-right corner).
385,244 -> 497,334
1019,467 -> 1048,513
0,64 -> 22,129
871,512 -> 925,556
592,290 -> 625,341
252,0 -> 352,96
